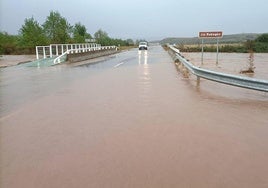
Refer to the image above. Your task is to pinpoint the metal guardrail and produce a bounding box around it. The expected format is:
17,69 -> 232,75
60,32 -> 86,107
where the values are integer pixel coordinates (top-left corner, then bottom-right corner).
168,45 -> 268,92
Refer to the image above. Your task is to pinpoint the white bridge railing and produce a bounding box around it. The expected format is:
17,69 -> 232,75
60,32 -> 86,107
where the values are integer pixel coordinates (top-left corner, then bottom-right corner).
35,43 -> 101,60
53,45 -> 117,64
168,45 -> 268,92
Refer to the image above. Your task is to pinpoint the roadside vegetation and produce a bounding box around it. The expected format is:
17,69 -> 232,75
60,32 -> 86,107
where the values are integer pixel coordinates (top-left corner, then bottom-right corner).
0,11 -> 135,55
176,33 -> 268,53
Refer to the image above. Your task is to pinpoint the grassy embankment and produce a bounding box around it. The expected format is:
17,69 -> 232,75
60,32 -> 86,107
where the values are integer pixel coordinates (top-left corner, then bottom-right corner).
162,33 -> 268,53
178,43 -> 247,53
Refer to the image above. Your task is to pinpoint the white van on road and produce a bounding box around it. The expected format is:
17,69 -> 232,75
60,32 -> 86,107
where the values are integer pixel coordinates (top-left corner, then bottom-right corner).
138,42 -> 148,50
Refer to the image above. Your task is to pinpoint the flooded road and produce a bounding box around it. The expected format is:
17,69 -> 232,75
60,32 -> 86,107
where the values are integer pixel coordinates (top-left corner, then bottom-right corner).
1,46 -> 268,188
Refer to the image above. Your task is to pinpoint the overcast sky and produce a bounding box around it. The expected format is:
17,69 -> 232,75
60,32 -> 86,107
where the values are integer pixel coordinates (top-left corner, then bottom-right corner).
0,0 -> 267,40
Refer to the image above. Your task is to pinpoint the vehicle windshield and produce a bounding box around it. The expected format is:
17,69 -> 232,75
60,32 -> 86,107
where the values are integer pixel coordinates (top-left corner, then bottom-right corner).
139,42 -> 147,45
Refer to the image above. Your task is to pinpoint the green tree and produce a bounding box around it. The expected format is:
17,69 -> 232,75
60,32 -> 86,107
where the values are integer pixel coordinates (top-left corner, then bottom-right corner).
126,39 -> 134,46
94,29 -> 110,45
94,29 -> 109,39
43,11 -> 72,43
73,22 -> 92,43
19,17 -> 48,50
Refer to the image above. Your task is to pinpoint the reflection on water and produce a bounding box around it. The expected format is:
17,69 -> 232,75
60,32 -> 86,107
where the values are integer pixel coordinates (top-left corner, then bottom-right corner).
1,47 -> 268,188
0,65 -> 94,117
138,50 -> 148,65
138,50 -> 150,84
138,50 -> 151,107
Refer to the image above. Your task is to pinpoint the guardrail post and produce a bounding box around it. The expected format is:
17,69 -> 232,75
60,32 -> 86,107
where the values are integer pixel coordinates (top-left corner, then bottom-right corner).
197,76 -> 200,86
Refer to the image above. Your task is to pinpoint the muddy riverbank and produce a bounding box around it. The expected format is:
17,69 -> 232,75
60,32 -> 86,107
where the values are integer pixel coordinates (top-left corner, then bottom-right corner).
0,55 -> 36,68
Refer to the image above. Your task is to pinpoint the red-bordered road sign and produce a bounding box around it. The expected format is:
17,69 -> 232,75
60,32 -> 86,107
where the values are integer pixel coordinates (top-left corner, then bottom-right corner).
199,31 -> 223,38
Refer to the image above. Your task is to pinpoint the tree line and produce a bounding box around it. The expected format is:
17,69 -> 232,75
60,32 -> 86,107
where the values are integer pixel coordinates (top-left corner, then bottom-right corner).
0,11 -> 135,55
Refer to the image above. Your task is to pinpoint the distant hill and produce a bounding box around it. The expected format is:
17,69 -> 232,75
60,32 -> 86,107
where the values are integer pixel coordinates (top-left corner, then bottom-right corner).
160,33 -> 261,45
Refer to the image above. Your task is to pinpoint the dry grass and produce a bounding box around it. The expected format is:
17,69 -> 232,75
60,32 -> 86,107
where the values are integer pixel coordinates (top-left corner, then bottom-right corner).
118,46 -> 136,51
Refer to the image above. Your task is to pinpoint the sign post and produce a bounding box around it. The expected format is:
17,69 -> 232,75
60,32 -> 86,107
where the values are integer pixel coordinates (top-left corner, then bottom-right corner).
199,31 -> 223,65
216,38 -> 219,65
201,38 -> 204,65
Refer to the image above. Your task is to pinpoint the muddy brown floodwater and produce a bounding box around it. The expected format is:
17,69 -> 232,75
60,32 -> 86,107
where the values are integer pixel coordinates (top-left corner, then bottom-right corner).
1,46 -> 268,188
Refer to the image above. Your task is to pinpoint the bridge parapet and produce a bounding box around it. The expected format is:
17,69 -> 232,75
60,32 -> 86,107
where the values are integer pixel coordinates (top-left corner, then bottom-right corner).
36,43 -> 101,60
66,47 -> 118,63
35,43 -> 117,65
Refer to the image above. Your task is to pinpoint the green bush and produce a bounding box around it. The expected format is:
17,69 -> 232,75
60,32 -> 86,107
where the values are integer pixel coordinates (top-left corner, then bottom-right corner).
254,42 -> 268,52
0,32 -> 19,54
255,33 -> 268,43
